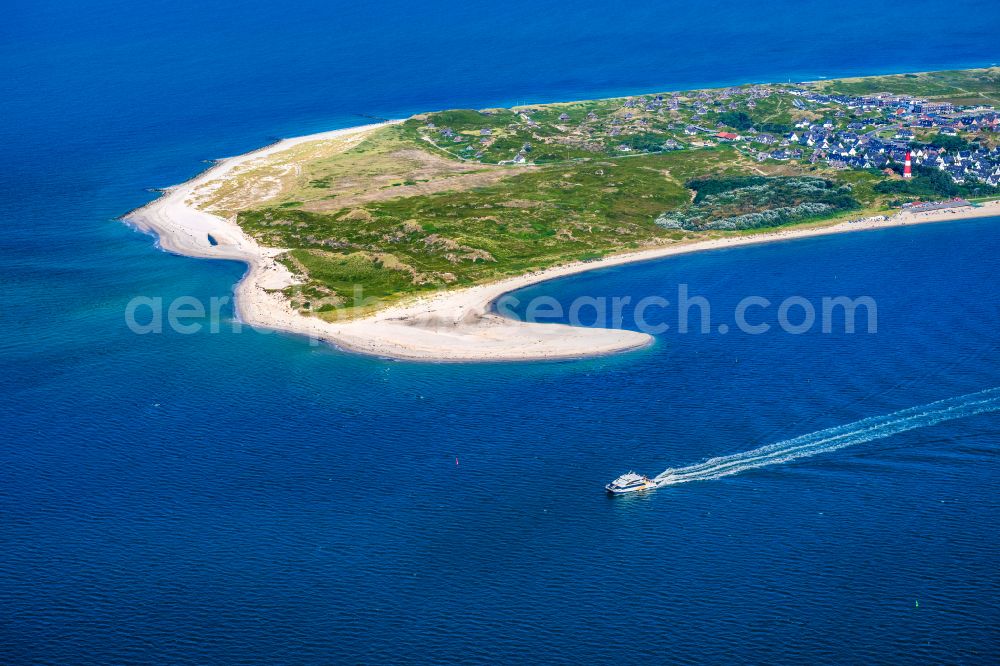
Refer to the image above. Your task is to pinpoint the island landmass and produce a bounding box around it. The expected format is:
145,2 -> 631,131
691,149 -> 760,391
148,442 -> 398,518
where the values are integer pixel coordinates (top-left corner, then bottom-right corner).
127,67 -> 1000,360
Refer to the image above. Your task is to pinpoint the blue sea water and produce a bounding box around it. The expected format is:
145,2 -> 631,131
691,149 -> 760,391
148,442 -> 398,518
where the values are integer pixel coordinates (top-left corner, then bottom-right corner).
2,1 -> 1000,662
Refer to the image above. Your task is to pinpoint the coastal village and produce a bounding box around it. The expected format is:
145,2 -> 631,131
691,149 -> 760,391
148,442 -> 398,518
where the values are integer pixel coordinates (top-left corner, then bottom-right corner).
415,72 -> 1000,196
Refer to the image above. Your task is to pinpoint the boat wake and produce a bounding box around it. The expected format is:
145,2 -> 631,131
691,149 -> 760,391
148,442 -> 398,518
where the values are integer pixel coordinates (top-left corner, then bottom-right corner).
654,387 -> 1000,486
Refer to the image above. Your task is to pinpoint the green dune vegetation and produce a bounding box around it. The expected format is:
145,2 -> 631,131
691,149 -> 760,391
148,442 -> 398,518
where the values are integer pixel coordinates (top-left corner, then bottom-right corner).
201,68 -> 1000,316
813,68 -> 1000,107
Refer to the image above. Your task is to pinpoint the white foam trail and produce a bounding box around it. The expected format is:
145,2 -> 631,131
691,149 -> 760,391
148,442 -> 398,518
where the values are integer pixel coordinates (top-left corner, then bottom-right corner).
654,387 -> 1000,485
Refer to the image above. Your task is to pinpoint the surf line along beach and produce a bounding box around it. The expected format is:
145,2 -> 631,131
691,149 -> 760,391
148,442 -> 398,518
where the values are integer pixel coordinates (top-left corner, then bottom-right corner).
125,121 -> 1000,362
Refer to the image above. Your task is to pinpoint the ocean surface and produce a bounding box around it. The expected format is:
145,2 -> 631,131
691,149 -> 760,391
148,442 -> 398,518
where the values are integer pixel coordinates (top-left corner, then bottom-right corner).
2,1 -> 999,662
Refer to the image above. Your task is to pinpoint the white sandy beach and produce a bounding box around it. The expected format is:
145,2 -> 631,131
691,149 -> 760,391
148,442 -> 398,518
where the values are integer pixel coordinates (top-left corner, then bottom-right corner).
126,123 -> 1000,362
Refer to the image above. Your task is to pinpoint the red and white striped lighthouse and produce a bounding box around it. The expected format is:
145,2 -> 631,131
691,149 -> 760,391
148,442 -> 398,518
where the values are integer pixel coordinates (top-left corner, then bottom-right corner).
903,150 -> 913,179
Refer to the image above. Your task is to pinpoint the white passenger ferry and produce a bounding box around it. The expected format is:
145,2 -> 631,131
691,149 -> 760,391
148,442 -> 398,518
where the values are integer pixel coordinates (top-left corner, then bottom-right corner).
605,472 -> 657,495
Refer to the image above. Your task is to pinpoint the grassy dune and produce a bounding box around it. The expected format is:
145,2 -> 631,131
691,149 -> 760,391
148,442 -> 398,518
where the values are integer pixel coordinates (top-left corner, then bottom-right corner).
815,68 -> 1000,106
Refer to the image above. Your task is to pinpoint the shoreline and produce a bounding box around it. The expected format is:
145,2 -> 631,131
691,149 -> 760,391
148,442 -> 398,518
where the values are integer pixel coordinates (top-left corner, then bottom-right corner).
126,123 -> 1000,362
